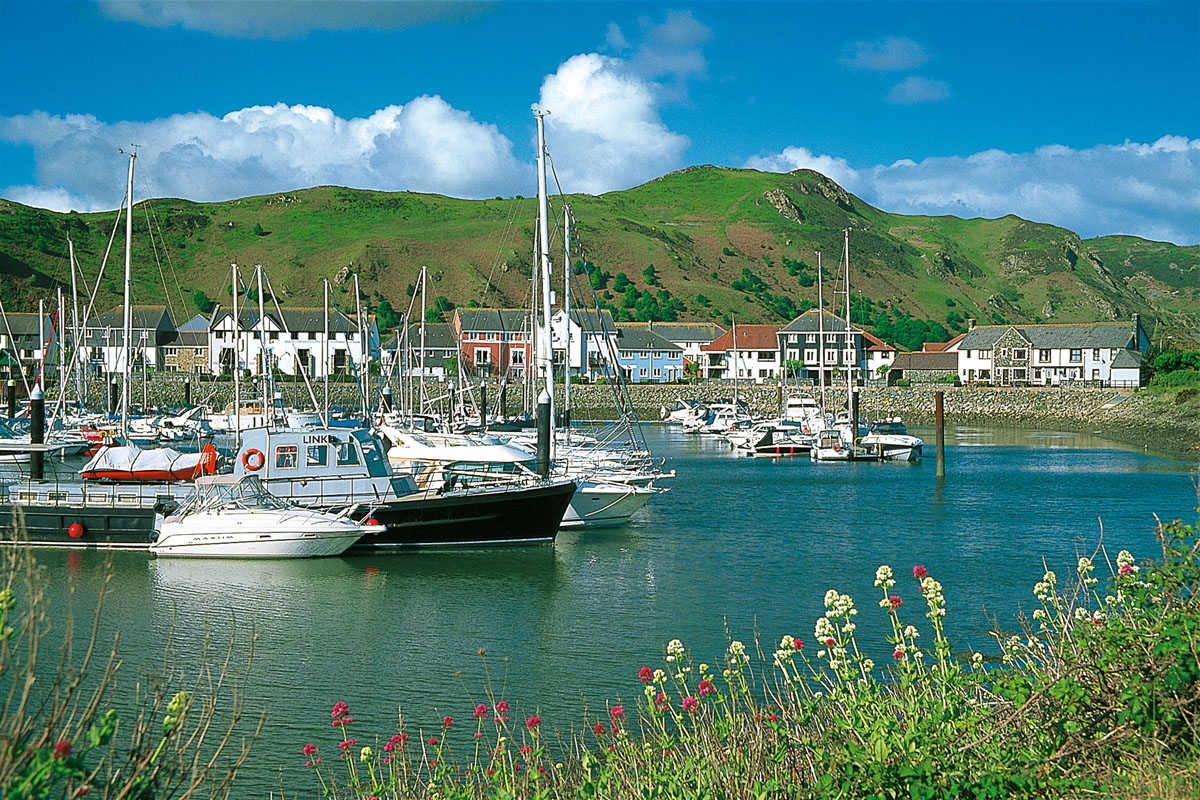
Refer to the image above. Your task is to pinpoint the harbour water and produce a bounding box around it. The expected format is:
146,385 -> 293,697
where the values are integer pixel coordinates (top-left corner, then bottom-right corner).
10,424 -> 1199,795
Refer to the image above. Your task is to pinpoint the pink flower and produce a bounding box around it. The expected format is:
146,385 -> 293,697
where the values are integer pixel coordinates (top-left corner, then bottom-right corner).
913,565 -> 927,579
442,716 -> 453,729
473,732 -> 483,739
593,722 -> 606,736
638,666 -> 653,683
303,743 -> 317,757
894,649 -> 905,660
473,703 -> 488,719
824,637 -> 835,647
332,716 -> 353,727
338,739 -> 357,751
697,679 -> 715,697
525,715 -> 541,730
792,639 -> 804,650
520,745 -> 533,755
1119,564 -> 1135,575
495,700 -> 509,714
681,696 -> 699,713
654,692 -> 669,711
427,736 -> 438,746
889,595 -> 903,608
383,741 -> 395,753
52,741 -> 72,760
609,705 -> 625,720
331,701 -> 348,719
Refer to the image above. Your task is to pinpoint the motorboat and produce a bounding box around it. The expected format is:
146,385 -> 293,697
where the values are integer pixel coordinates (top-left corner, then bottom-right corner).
858,418 -> 924,461
660,398 -> 706,425
232,427 -> 575,548
750,427 -> 813,459
79,443 -> 219,482
151,474 -> 370,558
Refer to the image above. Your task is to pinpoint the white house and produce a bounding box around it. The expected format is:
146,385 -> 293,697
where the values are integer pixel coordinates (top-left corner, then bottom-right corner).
85,306 -> 176,375
208,305 -> 379,379
550,309 -> 619,380
1,312 -> 56,386
956,316 -> 1149,387
630,321 -> 725,371
701,324 -> 783,383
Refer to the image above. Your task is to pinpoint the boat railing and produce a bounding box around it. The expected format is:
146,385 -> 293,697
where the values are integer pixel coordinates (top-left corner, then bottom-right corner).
0,473 -> 185,510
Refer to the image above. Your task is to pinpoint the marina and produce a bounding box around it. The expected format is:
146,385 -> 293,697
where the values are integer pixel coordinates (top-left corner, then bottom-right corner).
10,422 -> 1196,794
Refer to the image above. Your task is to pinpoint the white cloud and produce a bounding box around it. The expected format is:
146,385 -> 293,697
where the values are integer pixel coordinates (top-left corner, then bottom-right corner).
886,76 -> 951,105
0,98 -> 526,211
534,53 -> 690,194
746,136 -> 1200,245
97,0 -> 490,40
840,36 -> 930,72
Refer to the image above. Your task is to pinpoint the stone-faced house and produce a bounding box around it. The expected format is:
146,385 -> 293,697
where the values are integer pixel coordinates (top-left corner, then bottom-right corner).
956,316 -> 1149,386
208,306 -> 376,378
163,314 -> 211,374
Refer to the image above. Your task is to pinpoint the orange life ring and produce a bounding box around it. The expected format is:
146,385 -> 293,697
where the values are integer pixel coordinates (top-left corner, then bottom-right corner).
833,442 -> 842,453
242,448 -> 265,471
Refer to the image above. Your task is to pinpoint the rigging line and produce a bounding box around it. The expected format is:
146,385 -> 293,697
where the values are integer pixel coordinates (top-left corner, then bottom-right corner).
142,195 -> 188,318
481,191 -> 530,305
141,201 -> 177,322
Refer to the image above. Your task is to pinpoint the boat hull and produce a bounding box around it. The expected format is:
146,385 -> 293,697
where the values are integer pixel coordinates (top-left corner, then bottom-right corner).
560,482 -> 655,528
152,527 -> 362,558
349,480 -> 576,549
1,503 -> 160,548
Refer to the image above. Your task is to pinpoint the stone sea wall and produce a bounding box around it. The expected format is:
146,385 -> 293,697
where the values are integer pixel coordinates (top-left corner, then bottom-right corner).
33,374 -> 1199,458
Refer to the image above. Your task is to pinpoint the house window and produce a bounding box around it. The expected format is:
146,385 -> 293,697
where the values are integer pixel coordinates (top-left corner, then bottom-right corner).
639,368 -> 647,378
275,445 -> 298,469
306,444 -> 327,467
759,369 -> 769,377
1092,348 -> 1101,360
806,334 -> 816,344
1013,369 -> 1026,380
474,348 -> 491,364
1039,349 -> 1051,362
653,368 -> 662,378
758,351 -> 772,360
1070,348 -> 1082,363
804,349 -> 817,363
655,351 -> 664,359
510,348 -> 524,365
825,350 -> 836,364
1092,369 -> 1100,380
980,350 -> 991,359
1013,349 -> 1027,361
1111,349 -> 1119,358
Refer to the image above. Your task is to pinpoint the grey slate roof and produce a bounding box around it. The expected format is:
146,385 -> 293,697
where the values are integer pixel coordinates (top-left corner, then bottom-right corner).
780,308 -> 854,333
959,322 -> 1137,351
387,323 -> 456,351
568,309 -> 617,333
1111,349 -> 1143,369
614,324 -> 682,353
1,313 -> 52,339
92,305 -> 175,331
891,351 -> 959,371
176,314 -> 209,333
456,308 -> 530,333
210,307 -> 359,334
641,321 -> 726,343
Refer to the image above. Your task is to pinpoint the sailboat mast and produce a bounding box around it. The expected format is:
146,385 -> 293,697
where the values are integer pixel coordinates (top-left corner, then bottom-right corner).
121,150 -> 135,437
68,238 -> 81,408
232,262 -> 240,448
562,203 -> 571,429
323,279 -> 330,425
534,111 -> 555,443
844,228 -> 852,403
816,250 -> 826,412
257,263 -> 267,423
419,265 -> 427,414
732,316 -> 738,409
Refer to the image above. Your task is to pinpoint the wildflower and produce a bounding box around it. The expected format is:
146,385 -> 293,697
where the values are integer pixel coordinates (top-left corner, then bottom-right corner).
971,652 -> 984,669
913,565 -> 927,579
525,715 -> 541,730
303,743 -> 317,757
727,640 -> 748,665
52,741 -> 72,760
824,637 -> 835,647
383,741 -> 395,752
442,716 -> 453,729
1119,563 -> 1138,576
427,736 -> 438,746
889,595 -> 902,608
593,722 -> 606,735
338,739 -> 356,751
495,701 -> 509,715
814,616 -> 835,641
862,658 -> 875,672
698,679 -> 715,696
655,692 -> 670,711
520,745 -> 533,755
1117,550 -> 1138,573
639,666 -> 653,682
332,716 -> 353,727
610,705 -> 625,720
360,746 -> 373,762
874,565 -> 894,589
474,703 -> 488,718
682,696 -> 699,713
666,639 -> 686,662
894,649 -> 905,659
1077,556 -> 1097,585
903,625 -> 919,639
331,701 -> 348,719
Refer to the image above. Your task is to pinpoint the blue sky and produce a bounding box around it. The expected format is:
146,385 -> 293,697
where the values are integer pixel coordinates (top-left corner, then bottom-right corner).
1,1 -> 1198,243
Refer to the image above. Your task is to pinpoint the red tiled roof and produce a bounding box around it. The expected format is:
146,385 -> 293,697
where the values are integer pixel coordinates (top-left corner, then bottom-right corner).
701,324 -> 781,352
861,330 -> 896,352
922,332 -> 966,352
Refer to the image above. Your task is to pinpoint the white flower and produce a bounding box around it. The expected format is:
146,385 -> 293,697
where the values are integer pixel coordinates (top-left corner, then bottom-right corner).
874,565 -> 894,589
1116,550 -> 1135,569
653,669 -> 666,684
903,625 -> 919,639
666,639 -> 686,660
815,617 -> 836,641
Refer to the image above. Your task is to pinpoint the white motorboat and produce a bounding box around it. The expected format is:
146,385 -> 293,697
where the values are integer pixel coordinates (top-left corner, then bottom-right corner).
660,398 -> 706,425
151,474 -> 371,558
858,418 -> 924,461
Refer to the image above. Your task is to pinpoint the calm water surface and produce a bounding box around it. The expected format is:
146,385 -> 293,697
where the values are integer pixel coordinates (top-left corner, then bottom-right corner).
20,425 -> 1199,795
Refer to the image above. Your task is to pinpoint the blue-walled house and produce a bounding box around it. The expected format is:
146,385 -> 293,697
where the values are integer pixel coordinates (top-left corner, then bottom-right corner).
613,324 -> 684,383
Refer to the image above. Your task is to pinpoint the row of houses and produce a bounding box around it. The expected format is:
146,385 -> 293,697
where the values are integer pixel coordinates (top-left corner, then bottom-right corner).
0,301 -> 1151,389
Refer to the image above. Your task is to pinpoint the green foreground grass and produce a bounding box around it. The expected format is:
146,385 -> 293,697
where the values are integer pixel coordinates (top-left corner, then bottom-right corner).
3,517 -> 1198,799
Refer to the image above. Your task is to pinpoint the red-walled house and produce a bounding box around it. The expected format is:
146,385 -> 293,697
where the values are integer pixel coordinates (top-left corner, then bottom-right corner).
453,309 -> 533,378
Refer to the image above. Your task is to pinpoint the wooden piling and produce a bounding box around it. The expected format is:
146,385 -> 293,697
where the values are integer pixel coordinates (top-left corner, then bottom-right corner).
935,390 -> 946,478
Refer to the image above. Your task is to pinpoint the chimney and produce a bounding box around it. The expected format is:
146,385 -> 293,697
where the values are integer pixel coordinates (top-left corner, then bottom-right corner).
966,318 -> 975,331
1132,313 -> 1140,347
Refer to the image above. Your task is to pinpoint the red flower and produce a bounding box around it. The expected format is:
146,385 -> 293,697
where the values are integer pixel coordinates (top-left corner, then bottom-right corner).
52,740 -> 72,760
638,666 -> 653,683
654,692 -> 669,711
303,743 -> 317,757
889,595 -> 903,608
913,565 -> 927,579
442,715 -> 453,729
383,741 -> 395,752
338,739 -> 357,751
894,649 -> 905,659
824,637 -> 835,647
331,701 -> 348,719
473,732 -> 483,739
520,745 -> 533,755
473,703 -> 488,719
682,696 -> 699,713
792,639 -> 804,650
495,700 -> 509,714
593,722 -> 606,735
332,716 -> 353,727
427,736 -> 438,746
698,679 -> 715,696
609,705 -> 625,720
525,715 -> 541,730
1119,564 -> 1135,575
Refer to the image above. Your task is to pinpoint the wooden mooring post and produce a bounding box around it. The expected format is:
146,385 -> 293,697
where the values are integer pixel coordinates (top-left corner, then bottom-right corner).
935,390 -> 946,478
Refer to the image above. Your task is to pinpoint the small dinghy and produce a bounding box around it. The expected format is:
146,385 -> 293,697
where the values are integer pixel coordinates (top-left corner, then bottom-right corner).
151,475 -> 372,559
80,443 -> 219,482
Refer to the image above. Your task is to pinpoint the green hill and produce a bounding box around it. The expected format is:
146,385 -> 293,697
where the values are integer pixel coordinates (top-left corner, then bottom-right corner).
1,167 -> 1196,348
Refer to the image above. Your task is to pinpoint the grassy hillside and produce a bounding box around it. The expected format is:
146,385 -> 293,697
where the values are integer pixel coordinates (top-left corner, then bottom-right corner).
1,167 -> 1195,346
